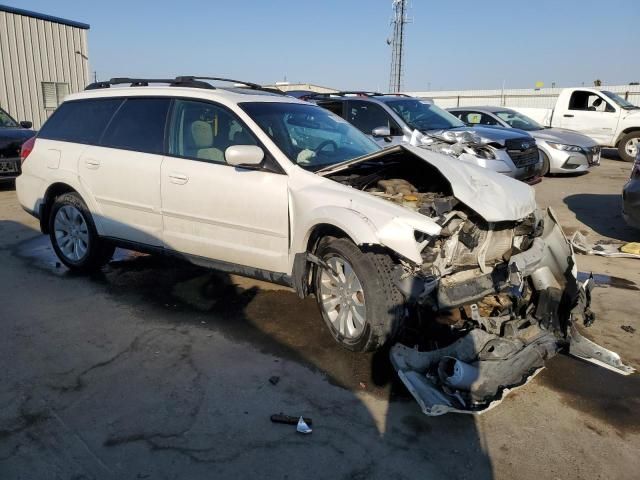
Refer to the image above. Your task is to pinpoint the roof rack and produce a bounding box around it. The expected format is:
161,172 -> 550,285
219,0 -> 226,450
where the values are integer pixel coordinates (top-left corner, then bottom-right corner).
306,90 -> 384,99
85,76 -> 282,94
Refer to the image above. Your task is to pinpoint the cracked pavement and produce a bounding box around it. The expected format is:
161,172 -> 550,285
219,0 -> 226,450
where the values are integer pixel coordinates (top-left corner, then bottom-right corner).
1,156 -> 639,479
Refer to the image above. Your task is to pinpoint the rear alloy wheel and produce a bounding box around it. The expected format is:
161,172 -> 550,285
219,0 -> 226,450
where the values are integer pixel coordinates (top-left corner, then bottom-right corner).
618,132 -> 640,163
49,192 -> 114,272
313,237 -> 404,352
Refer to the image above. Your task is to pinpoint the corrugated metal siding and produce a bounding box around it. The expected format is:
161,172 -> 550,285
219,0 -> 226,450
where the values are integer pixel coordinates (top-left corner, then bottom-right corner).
406,85 -> 640,109
0,10 -> 89,129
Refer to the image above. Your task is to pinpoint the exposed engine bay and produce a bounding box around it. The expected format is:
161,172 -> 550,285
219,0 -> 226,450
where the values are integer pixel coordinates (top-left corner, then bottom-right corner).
327,152 -> 634,415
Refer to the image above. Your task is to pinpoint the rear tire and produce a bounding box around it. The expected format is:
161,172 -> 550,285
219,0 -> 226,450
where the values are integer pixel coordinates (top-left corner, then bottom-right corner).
313,237 -> 405,352
49,192 -> 114,273
618,132 -> 640,163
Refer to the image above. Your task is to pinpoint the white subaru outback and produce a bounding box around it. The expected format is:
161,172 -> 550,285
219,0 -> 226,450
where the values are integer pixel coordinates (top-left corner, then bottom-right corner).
16,77 -> 632,414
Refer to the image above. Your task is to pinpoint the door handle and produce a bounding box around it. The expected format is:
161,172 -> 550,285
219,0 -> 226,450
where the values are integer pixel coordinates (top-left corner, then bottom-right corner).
563,114 -> 574,118
168,172 -> 189,185
84,158 -> 100,169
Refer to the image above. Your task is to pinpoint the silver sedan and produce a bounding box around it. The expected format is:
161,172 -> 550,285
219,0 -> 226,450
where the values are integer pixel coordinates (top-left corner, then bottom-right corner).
448,106 -> 600,176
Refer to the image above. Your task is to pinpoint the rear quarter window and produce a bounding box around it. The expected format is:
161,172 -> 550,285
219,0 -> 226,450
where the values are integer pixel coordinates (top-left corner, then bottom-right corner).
38,98 -> 123,144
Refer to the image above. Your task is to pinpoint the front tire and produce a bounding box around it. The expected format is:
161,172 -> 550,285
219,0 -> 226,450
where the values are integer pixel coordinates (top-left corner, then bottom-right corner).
313,237 -> 404,352
618,132 -> 640,163
540,150 -> 551,176
49,192 -> 114,273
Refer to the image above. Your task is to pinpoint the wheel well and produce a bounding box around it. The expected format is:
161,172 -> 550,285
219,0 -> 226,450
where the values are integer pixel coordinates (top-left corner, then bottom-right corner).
616,127 -> 640,146
306,223 -> 351,254
40,183 -> 77,233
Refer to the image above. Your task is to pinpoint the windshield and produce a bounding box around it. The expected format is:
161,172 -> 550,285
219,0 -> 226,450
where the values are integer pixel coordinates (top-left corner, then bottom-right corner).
494,110 -> 543,131
0,108 -> 19,128
384,99 -> 465,131
601,91 -> 638,110
240,102 -> 380,170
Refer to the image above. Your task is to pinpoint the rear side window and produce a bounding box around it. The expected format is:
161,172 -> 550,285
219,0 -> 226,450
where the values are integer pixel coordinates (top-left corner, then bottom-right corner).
100,98 -> 171,154
38,99 -> 123,144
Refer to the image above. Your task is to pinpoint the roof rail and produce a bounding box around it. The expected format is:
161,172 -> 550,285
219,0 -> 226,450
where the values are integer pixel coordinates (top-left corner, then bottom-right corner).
306,90 -> 384,99
85,76 -> 283,94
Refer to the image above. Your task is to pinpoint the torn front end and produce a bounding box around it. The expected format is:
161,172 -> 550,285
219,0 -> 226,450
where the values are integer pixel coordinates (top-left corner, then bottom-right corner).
390,207 -> 635,415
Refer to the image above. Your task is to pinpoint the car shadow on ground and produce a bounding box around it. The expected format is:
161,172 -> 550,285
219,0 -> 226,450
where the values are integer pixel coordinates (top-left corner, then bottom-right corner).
2,221 -> 495,479
564,193 -> 638,242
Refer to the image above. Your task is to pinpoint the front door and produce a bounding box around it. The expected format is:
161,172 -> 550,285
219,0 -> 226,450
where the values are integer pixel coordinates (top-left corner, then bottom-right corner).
559,90 -> 619,145
160,99 -> 289,273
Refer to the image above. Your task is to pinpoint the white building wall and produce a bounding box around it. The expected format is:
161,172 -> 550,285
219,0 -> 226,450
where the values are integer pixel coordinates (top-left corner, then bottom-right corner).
406,85 -> 640,109
0,9 -> 89,129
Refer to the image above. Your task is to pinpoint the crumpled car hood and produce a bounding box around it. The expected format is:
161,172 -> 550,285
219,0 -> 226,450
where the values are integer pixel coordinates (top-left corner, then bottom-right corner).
400,144 -> 537,222
319,145 -> 536,223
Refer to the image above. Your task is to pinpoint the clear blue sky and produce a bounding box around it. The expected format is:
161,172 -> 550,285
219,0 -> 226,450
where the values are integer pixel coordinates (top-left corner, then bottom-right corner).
8,0 -> 640,91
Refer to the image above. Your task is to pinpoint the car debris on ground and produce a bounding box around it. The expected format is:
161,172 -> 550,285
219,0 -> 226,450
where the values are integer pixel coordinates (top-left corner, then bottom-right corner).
570,232 -> 640,259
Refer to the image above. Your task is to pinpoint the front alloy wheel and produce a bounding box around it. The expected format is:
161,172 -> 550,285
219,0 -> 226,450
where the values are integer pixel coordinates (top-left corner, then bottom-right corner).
313,237 -> 405,352
319,256 -> 367,339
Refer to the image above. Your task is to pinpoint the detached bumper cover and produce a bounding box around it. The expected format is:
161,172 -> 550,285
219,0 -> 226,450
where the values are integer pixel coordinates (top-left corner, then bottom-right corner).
391,208 -> 635,416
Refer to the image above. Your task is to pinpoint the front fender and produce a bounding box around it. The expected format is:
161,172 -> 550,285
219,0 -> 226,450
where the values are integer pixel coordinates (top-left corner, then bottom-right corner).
292,205 -> 434,265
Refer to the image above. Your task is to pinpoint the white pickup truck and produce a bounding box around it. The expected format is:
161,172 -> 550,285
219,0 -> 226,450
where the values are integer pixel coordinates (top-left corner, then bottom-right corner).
513,88 -> 640,162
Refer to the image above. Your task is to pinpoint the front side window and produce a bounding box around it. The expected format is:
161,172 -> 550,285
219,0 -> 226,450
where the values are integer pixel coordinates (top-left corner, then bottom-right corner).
101,98 -> 171,154
384,99 -> 465,131
0,108 -> 19,128
346,101 -> 400,135
240,102 -> 379,170
569,91 -> 615,112
494,110 -> 543,131
38,98 -> 123,144
167,99 -> 257,164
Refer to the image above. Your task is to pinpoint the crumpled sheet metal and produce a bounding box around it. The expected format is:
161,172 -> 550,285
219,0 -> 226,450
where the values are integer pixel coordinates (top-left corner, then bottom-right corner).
571,231 -> 640,259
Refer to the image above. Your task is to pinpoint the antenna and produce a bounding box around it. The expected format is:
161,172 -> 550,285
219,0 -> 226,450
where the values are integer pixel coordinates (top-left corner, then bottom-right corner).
388,0 -> 411,93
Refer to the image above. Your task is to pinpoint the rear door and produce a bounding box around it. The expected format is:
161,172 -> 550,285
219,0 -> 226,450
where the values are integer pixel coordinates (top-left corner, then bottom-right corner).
78,97 -> 171,245
558,90 -> 619,144
160,99 -> 289,273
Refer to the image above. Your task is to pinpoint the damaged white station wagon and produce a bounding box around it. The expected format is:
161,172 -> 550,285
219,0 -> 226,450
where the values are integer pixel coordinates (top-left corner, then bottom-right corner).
17,77 -> 633,415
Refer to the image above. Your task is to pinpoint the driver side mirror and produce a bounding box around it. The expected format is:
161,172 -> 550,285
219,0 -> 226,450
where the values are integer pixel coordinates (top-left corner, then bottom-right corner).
19,121 -> 32,129
225,145 -> 264,168
372,126 -> 391,138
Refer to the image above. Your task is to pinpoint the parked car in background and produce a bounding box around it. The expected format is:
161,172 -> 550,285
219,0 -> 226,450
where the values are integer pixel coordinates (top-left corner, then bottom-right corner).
623,152 -> 640,229
0,107 -> 35,181
508,88 -> 640,162
17,76 -> 631,414
448,106 -> 600,176
310,92 -> 542,183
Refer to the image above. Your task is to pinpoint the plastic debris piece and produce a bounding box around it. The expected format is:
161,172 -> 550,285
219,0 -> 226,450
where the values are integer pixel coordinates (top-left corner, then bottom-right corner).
621,325 -> 636,334
571,232 -> 640,259
270,414 -> 313,426
621,242 -> 640,255
268,376 -> 280,385
296,416 -> 312,434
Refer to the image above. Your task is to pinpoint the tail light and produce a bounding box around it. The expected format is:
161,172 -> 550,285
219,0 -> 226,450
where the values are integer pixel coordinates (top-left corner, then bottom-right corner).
20,136 -> 36,164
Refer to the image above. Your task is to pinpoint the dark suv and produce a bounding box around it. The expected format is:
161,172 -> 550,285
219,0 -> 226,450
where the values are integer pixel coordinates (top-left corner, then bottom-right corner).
0,107 -> 35,181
